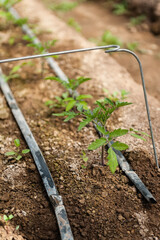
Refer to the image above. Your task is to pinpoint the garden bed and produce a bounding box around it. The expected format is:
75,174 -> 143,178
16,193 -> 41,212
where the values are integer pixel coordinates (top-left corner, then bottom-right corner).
0,0 -> 160,239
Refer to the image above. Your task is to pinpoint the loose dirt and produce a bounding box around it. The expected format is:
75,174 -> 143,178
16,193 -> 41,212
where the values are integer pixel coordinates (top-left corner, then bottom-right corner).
0,0 -> 160,240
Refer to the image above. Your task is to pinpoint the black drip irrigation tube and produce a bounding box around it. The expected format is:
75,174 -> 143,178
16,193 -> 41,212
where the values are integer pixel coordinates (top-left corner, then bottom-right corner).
0,68 -> 74,240
0,7 -> 158,237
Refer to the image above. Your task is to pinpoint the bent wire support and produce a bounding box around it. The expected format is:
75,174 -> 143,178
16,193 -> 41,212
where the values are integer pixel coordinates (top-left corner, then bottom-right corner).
0,45 -> 158,169
0,45 -> 157,203
0,69 -> 74,240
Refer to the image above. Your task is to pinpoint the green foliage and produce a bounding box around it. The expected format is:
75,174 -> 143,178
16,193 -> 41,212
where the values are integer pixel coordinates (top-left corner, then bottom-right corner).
126,42 -> 139,51
45,76 -> 92,111
8,36 -> 15,45
23,35 -> 57,77
0,0 -> 21,8
5,138 -> 30,161
112,1 -> 128,15
23,35 -> 57,54
54,96 -> 149,173
3,62 -> 32,82
99,30 -> 122,46
67,18 -> 81,32
0,10 -> 27,27
46,76 -> 91,92
3,214 -> 14,222
50,1 -> 78,12
103,89 -> 129,102
81,151 -> 88,169
107,147 -> 118,173
130,15 -> 146,26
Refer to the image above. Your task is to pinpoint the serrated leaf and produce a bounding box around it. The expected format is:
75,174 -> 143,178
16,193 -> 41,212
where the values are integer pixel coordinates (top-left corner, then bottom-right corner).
78,118 -> 92,131
130,128 -> 150,138
116,101 -> 132,108
96,124 -> 108,135
22,149 -> 30,154
5,151 -> 16,156
88,137 -> 106,150
66,100 -> 76,111
76,94 -> 92,100
64,115 -> 75,122
111,141 -> 129,151
104,97 -> 115,106
107,147 -> 118,173
130,133 -> 146,141
109,128 -> 128,139
14,138 -> 20,147
96,101 -> 107,112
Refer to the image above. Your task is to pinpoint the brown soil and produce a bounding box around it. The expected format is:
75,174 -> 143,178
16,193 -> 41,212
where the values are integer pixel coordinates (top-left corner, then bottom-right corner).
0,1 -> 160,240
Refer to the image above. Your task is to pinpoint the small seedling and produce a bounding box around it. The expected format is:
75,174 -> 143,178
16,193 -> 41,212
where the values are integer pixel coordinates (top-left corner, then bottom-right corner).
45,76 -> 92,111
50,1 -> 78,12
54,98 -> 149,173
81,151 -> 88,169
103,89 -> 129,102
67,18 -> 81,32
3,61 -> 33,81
0,10 -> 27,27
23,35 -> 57,78
126,42 -> 139,52
3,214 -> 14,222
112,1 -> 128,15
99,30 -> 122,46
130,15 -> 146,26
5,138 -> 30,161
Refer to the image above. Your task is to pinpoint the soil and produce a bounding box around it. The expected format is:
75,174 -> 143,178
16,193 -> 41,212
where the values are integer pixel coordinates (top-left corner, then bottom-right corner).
0,0 -> 160,240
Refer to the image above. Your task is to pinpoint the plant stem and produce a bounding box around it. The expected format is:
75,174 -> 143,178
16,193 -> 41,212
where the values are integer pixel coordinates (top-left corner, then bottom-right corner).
101,145 -> 105,166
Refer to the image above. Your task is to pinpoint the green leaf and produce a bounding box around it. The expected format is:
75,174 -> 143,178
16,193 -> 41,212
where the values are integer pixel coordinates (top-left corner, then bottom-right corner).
16,155 -> 22,161
64,114 -> 75,122
78,118 -> 92,131
116,101 -> 132,108
130,128 -> 150,137
104,98 -> 115,106
14,138 -> 20,147
130,133 -> 146,141
81,164 -> 86,169
8,214 -> 14,220
16,225 -> 20,231
66,100 -> 76,111
10,65 -> 21,74
22,149 -> 30,154
77,101 -> 89,110
76,94 -> 92,100
3,215 -> 8,221
96,101 -> 107,112
96,124 -> 108,135
109,128 -> 128,139
107,147 -> 118,173
88,137 -> 106,150
5,151 -> 16,156
111,141 -> 129,151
